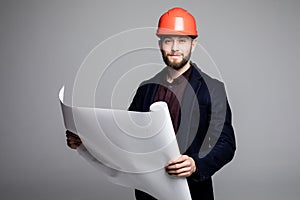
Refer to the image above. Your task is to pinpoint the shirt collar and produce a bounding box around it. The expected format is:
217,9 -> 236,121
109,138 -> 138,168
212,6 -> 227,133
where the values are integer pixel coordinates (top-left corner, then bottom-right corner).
161,64 -> 192,86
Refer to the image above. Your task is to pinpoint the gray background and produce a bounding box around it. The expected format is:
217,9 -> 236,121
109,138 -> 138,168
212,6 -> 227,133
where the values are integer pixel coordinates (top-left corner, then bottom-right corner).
1,0 -> 299,199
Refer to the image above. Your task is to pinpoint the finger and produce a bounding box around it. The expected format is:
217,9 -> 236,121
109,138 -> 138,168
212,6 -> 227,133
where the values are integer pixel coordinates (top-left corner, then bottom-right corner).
171,171 -> 192,177
167,169 -> 193,177
67,139 -> 81,149
66,133 -> 81,140
168,155 -> 189,165
69,143 -> 80,149
66,134 -> 80,140
67,138 -> 82,145
66,136 -> 82,143
66,131 -> 80,138
166,161 -> 192,171
167,166 -> 192,175
166,160 -> 191,170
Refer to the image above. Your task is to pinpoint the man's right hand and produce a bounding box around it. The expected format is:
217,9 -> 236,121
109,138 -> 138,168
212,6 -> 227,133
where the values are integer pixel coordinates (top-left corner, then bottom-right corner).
66,130 -> 82,149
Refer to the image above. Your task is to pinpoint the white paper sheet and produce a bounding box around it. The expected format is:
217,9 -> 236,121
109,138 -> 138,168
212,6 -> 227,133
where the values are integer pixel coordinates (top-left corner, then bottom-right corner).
59,86 -> 191,200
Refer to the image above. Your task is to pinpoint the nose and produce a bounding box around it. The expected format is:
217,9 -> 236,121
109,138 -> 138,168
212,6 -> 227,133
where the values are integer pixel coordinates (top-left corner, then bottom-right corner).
171,40 -> 179,51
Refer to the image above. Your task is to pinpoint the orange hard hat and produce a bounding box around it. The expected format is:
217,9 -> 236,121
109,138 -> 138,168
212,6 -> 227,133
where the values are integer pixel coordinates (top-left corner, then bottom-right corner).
156,7 -> 198,37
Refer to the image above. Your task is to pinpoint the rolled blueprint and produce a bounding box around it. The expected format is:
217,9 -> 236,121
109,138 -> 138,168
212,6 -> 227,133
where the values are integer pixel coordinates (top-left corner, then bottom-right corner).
59,86 -> 191,200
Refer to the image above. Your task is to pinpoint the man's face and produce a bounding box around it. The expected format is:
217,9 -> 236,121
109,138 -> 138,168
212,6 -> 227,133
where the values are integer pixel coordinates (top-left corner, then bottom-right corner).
159,35 -> 197,70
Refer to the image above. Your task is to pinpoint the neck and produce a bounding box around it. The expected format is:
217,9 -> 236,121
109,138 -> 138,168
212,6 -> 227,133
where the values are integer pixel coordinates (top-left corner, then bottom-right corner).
166,62 -> 191,83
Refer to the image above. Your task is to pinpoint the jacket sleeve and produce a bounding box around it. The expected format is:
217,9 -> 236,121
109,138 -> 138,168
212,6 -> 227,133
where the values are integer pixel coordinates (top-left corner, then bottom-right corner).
128,82 -> 158,112
189,82 -> 236,182
128,86 -> 143,112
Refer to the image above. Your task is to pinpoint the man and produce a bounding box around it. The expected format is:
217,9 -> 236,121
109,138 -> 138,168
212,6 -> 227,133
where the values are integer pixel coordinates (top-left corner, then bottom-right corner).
67,7 -> 236,200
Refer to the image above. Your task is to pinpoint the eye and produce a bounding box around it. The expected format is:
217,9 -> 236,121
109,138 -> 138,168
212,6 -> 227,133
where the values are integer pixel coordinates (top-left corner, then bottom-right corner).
164,39 -> 171,44
179,39 -> 187,43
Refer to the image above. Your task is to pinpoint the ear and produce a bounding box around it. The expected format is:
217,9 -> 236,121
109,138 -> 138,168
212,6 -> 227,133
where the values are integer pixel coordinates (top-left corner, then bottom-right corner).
191,39 -> 197,52
158,39 -> 162,50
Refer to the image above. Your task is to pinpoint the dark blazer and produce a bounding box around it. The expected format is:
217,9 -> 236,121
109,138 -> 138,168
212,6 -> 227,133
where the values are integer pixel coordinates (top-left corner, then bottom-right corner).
129,62 -> 236,200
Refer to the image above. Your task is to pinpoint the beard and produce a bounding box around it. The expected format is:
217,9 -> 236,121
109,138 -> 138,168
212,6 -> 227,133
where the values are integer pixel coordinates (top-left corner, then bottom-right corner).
161,49 -> 192,70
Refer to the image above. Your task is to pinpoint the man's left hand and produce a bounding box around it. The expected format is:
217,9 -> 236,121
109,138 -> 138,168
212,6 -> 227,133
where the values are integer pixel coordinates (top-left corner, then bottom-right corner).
165,155 -> 196,177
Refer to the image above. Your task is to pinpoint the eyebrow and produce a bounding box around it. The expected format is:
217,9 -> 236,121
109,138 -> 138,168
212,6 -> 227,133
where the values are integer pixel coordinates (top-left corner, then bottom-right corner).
162,36 -> 190,40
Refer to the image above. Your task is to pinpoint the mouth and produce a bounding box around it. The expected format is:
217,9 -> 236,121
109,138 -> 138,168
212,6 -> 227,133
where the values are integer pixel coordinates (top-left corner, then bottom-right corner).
167,54 -> 182,58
